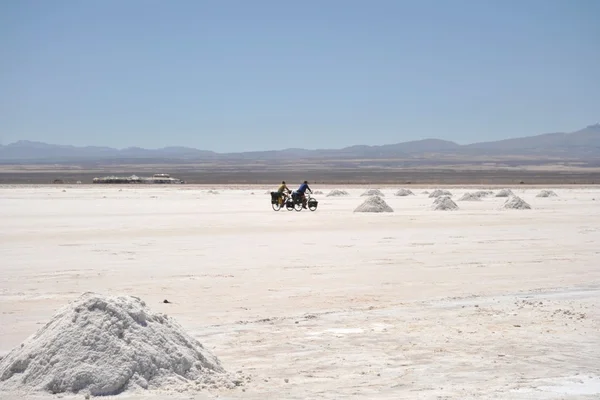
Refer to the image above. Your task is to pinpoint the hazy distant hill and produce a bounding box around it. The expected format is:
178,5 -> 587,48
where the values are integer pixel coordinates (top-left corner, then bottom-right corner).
463,124 -> 600,157
1,124 -> 599,163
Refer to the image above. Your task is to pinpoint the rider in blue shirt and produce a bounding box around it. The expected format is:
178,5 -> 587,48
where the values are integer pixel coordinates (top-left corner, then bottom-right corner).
294,181 -> 312,209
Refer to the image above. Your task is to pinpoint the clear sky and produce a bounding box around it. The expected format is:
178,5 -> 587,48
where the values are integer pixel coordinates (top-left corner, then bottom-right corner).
1,0 -> 598,152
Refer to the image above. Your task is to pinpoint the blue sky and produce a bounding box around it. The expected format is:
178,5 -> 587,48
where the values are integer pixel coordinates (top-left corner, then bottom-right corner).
1,0 -> 598,152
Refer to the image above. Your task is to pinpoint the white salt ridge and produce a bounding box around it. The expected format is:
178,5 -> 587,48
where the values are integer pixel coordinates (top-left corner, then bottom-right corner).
394,189 -> 414,197
0,292 -> 237,396
495,189 -> 514,197
458,192 -> 483,201
537,190 -> 558,198
502,195 -> 531,210
206,190 -> 219,195
354,195 -> 393,213
361,189 -> 384,197
326,189 -> 349,197
313,190 -> 324,195
432,196 -> 459,211
429,189 -> 452,198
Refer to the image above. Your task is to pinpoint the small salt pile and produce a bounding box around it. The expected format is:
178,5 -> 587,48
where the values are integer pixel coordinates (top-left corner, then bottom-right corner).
473,190 -> 494,198
429,189 -> 452,198
394,189 -> 414,196
326,189 -> 349,197
458,192 -> 482,201
432,196 -> 459,211
354,195 -> 393,213
361,189 -> 384,197
502,195 -> 531,210
536,190 -> 558,198
495,189 -> 514,197
0,293 -> 237,396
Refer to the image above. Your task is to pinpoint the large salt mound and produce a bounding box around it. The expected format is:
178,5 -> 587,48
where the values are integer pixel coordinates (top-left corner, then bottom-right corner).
326,189 -> 349,197
361,189 -> 384,197
495,189 -> 514,197
502,195 -> 531,210
458,192 -> 482,201
354,195 -> 393,213
394,188 -> 414,196
428,189 -> 452,198
0,292 -> 236,396
536,190 -> 558,198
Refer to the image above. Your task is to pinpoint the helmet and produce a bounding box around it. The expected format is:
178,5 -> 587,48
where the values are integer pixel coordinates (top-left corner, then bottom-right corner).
282,181 -> 286,184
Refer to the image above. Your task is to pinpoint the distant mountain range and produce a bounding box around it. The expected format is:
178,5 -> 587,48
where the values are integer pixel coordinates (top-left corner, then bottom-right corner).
1,124 -> 599,163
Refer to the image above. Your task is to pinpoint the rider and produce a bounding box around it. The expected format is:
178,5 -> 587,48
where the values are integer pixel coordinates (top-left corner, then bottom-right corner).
294,180 -> 312,209
277,181 -> 291,205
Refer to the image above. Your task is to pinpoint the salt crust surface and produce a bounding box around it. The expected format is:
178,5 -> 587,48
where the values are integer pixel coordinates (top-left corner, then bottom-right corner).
0,292 -> 237,396
354,195 -> 393,213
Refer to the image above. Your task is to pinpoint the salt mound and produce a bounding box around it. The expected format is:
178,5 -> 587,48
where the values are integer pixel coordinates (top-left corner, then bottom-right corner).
536,190 -> 558,198
206,190 -> 219,195
394,189 -> 414,196
502,195 -> 531,210
313,190 -> 324,195
428,189 -> 452,198
495,188 -> 514,197
0,293 -> 236,396
473,190 -> 494,198
326,189 -> 349,197
361,189 -> 384,197
421,191 -> 430,194
458,192 -> 482,201
432,196 -> 459,211
433,195 -> 449,205
354,195 -> 393,213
